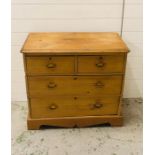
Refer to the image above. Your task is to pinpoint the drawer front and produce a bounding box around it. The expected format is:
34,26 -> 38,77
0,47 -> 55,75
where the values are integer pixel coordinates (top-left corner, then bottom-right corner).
30,96 -> 119,118
26,56 -> 75,75
78,55 -> 125,73
28,75 -> 123,97
30,97 -> 76,118
76,96 -> 119,116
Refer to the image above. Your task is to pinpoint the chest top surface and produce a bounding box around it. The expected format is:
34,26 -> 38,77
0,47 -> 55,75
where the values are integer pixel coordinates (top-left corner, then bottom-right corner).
21,32 -> 129,54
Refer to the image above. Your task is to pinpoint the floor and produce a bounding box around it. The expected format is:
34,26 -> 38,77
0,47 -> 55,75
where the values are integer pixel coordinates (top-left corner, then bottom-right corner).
12,98 -> 143,155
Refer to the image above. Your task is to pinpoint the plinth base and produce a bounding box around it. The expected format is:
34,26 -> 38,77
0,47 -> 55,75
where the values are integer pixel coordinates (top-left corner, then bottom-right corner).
27,115 -> 123,130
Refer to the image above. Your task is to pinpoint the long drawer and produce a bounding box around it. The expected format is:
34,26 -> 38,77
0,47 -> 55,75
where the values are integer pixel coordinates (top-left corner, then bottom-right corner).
28,75 -> 123,97
30,96 -> 120,118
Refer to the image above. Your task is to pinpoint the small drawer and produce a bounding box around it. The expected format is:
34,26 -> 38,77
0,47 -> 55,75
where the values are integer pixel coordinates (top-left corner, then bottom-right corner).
28,75 -> 123,97
26,56 -> 75,75
78,55 -> 125,74
30,97 -> 76,118
76,96 -> 119,116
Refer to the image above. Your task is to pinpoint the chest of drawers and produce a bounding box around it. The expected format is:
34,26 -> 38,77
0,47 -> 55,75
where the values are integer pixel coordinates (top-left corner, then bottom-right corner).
21,32 -> 129,129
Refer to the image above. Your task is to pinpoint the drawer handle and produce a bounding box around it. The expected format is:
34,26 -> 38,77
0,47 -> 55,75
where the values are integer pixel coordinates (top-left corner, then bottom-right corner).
47,63 -> 56,68
49,104 -> 58,110
96,62 -> 105,68
93,103 -> 103,109
48,82 -> 57,88
95,81 -> 104,87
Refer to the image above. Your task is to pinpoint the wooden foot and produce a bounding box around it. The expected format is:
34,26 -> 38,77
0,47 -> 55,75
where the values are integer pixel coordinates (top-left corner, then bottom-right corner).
27,115 -> 123,130
27,116 -> 75,130
27,119 -> 41,130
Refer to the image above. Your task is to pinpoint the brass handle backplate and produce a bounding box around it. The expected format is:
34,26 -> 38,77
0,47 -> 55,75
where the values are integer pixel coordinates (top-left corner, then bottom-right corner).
96,62 -> 105,68
47,63 -> 56,68
95,81 -> 104,87
48,82 -> 57,88
49,104 -> 58,110
93,103 -> 103,109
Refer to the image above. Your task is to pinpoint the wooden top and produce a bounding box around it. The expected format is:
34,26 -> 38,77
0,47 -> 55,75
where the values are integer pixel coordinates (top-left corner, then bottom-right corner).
21,32 -> 129,54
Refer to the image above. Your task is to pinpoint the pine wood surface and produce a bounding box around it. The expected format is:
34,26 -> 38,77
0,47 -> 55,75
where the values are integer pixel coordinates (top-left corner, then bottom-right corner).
30,96 -> 120,118
26,56 -> 75,75
27,115 -> 123,130
21,32 -> 129,53
21,32 -> 129,129
78,55 -> 125,73
27,75 -> 123,97
25,55 -> 125,75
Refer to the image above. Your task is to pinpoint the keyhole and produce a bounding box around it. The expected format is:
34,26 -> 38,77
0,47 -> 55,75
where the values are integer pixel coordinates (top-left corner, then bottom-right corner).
74,97 -> 77,100
99,56 -> 103,60
73,77 -> 77,80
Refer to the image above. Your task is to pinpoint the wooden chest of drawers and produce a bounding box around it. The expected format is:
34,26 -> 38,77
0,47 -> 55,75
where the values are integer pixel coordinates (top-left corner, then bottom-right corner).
21,32 -> 129,129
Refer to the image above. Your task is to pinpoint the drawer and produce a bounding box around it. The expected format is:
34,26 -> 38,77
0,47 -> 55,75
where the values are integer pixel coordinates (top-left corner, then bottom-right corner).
76,96 -> 119,116
78,55 -> 125,73
26,56 -> 75,75
30,96 -> 119,118
28,75 -> 123,97
30,97 -> 76,118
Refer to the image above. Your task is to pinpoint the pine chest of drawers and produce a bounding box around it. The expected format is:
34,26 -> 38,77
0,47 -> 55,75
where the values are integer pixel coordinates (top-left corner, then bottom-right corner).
21,32 -> 129,129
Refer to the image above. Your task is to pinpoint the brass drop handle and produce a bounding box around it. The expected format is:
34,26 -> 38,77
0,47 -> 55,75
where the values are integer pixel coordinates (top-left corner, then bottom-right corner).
96,62 -> 105,68
95,81 -> 104,87
49,104 -> 57,110
48,82 -> 57,88
93,103 -> 103,109
47,63 -> 56,68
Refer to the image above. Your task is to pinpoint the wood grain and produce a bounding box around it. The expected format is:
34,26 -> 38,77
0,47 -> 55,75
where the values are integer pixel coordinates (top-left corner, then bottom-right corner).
27,115 -> 123,130
26,56 -> 75,75
30,96 -> 120,118
78,55 -> 125,73
28,75 -> 123,97
21,32 -> 129,53
21,32 -> 128,129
